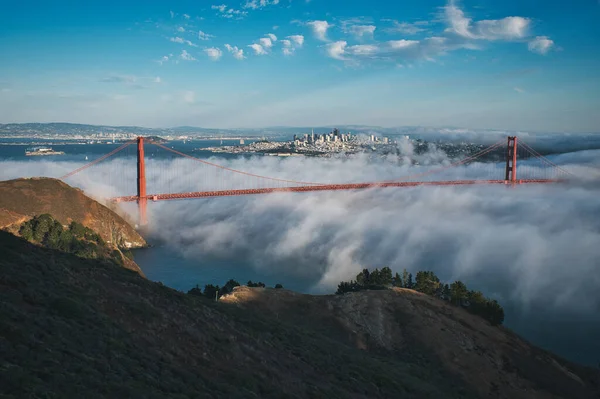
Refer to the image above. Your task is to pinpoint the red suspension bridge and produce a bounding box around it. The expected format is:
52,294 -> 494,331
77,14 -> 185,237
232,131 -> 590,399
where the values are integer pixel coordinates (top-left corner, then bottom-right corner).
59,136 -> 572,226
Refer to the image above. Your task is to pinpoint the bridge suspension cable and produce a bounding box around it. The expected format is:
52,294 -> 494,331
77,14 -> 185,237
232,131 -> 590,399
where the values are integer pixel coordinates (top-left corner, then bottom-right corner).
387,139 -> 506,182
148,141 -> 323,186
59,141 -> 135,180
518,140 -> 573,177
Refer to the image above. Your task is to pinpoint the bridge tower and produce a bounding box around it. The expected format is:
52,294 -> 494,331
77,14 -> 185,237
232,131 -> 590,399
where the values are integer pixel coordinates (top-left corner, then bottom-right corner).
137,137 -> 147,226
505,136 -> 518,183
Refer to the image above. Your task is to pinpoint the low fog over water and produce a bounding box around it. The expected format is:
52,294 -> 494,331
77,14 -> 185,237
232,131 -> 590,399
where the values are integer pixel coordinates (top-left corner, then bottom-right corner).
1,134 -> 599,365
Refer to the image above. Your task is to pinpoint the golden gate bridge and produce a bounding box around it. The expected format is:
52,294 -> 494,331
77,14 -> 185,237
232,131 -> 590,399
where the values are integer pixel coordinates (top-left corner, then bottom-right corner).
59,136 -> 572,226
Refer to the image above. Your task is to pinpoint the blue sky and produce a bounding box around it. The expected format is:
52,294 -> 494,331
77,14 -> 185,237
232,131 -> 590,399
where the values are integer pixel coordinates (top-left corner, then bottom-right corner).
0,0 -> 599,132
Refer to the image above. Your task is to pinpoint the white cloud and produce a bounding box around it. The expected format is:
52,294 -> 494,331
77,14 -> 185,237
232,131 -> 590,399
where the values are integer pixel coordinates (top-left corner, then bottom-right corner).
243,0 -> 280,9
259,37 -> 274,49
288,35 -> 305,46
322,3 -> 550,65
248,43 -> 267,55
388,39 -> 420,50
528,36 -> 554,55
307,20 -> 332,41
347,44 -> 379,56
281,40 -> 293,55
347,25 -> 376,39
170,10 -> 175,18
154,76 -> 162,83
212,4 -> 248,19
158,55 -> 170,65
326,39 -> 422,61
326,41 -> 348,60
225,44 -> 245,60
514,87 -> 525,93
180,50 -> 196,61
198,30 -> 215,41
183,14 -> 191,19
170,37 -> 198,47
281,35 -> 304,56
444,2 -> 529,40
266,33 -> 278,42
212,4 -> 227,12
205,47 -> 223,60
385,20 -> 429,35
177,26 -> 185,33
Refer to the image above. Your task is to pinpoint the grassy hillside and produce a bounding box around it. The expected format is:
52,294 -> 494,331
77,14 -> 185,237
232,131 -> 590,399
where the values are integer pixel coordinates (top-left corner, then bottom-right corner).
0,178 -> 145,249
1,231 -> 598,398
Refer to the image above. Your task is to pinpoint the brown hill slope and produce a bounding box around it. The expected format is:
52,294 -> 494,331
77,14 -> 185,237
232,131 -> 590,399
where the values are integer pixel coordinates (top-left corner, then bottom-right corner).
1,231 -> 598,398
222,287 -> 600,399
0,177 -> 145,249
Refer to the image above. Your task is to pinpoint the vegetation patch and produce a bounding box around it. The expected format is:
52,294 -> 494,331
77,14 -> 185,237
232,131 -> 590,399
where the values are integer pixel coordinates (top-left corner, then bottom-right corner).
336,267 -> 505,326
18,214 -> 125,266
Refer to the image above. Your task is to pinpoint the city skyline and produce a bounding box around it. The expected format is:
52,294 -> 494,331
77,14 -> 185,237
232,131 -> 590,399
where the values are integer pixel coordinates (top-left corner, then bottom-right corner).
1,0 -> 599,132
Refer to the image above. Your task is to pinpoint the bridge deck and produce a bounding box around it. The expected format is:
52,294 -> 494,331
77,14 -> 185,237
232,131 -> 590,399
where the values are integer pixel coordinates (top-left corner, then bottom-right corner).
110,179 -> 561,202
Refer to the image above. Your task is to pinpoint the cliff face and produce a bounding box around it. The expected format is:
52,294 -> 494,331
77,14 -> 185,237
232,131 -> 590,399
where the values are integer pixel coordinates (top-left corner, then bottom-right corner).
0,177 -> 145,249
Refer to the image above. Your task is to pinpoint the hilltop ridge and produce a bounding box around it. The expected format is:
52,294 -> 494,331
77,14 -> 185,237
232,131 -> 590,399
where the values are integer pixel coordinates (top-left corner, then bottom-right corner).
0,177 -> 145,274
0,177 -> 145,249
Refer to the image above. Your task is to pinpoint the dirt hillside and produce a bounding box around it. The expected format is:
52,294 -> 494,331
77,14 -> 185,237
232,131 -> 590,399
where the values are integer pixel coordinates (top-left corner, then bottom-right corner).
0,177 -> 145,249
221,286 -> 600,399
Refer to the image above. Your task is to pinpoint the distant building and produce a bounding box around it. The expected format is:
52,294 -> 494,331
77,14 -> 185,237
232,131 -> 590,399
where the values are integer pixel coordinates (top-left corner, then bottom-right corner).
371,134 -> 376,142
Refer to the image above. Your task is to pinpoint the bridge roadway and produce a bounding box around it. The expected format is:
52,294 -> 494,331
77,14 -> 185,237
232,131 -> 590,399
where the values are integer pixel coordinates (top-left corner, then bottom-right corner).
110,179 -> 561,203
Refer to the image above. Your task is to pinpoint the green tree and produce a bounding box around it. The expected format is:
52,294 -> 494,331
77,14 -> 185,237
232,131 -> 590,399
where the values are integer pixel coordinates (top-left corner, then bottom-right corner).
220,279 -> 240,295
247,281 -> 266,288
449,281 -> 469,305
336,280 -> 360,295
483,300 -> 505,326
69,221 -> 87,238
19,222 -> 34,241
369,268 -> 381,285
274,284 -> 283,289
393,272 -> 403,288
401,269 -> 410,288
57,230 -> 74,252
405,272 -> 414,289
380,267 -> 393,286
44,220 -> 64,249
203,284 -> 220,300
356,269 -> 370,286
414,271 -> 441,295
187,285 -> 203,297
442,284 -> 451,301
32,214 -> 54,242
467,290 -> 486,311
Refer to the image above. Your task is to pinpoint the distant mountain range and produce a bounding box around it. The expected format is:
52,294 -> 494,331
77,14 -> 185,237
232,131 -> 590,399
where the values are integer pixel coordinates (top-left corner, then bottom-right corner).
0,122 -> 450,137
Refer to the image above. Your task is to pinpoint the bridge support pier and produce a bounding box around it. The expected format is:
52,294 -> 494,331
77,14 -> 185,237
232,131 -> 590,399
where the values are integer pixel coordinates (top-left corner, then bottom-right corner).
505,136 -> 518,183
137,137 -> 147,226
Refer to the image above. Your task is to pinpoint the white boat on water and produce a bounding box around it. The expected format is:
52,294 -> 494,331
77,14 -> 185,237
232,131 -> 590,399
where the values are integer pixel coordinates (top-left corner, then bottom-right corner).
25,147 -> 65,156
